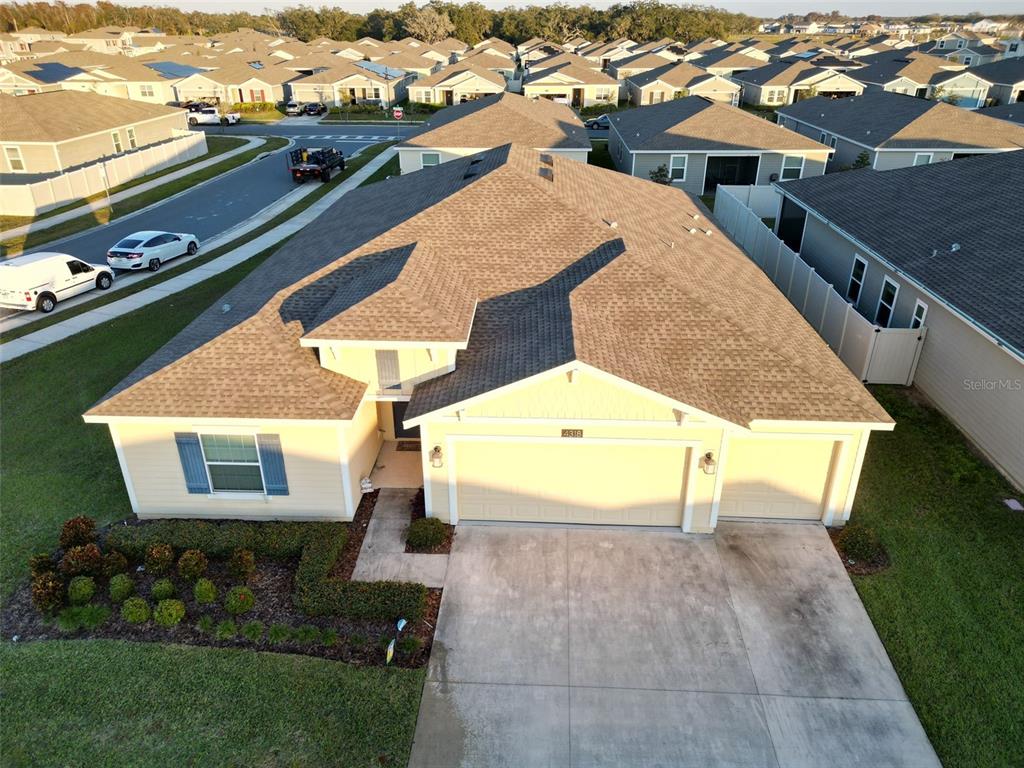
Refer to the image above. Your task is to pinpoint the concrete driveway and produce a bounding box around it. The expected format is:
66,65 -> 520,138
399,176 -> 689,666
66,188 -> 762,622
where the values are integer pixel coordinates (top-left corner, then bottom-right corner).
409,522 -> 940,768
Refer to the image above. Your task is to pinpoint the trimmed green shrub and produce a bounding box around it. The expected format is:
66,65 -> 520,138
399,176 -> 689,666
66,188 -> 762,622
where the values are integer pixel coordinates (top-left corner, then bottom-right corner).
57,604 -> 110,633
398,635 -> 422,655
228,548 -> 256,581
145,543 -> 174,575
31,572 -> 64,614
59,543 -> 102,576
59,516 -> 97,549
193,577 -> 217,605
349,632 -> 368,648
67,576 -> 96,606
151,578 -> 176,601
196,614 -> 215,634
176,549 -> 208,582
121,597 -> 151,624
321,628 -> 339,646
153,599 -> 186,627
293,624 -> 320,644
228,101 -> 277,114
268,623 -> 290,644
836,524 -> 886,564
107,520 -> 342,560
109,573 -> 134,603
224,586 -> 255,615
580,102 -> 622,117
241,620 -> 264,642
215,620 -> 237,640
29,553 -> 56,578
102,550 -> 129,578
407,517 -> 446,551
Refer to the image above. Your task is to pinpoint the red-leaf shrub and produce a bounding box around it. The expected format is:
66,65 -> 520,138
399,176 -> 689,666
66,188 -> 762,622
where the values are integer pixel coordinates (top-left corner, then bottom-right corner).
145,543 -> 173,575
59,516 -> 97,549
32,572 -> 64,614
59,543 -> 102,576
176,549 -> 208,582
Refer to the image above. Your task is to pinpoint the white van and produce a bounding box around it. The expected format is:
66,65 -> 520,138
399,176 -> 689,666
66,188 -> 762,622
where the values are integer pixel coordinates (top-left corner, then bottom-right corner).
0,252 -> 114,313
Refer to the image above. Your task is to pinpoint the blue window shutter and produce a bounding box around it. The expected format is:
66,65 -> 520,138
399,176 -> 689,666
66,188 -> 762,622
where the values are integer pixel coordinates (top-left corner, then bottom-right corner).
257,434 -> 289,496
174,432 -> 210,494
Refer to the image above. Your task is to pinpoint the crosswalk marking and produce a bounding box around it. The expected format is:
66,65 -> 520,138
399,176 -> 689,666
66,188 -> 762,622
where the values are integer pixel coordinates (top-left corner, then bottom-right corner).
283,134 -> 390,140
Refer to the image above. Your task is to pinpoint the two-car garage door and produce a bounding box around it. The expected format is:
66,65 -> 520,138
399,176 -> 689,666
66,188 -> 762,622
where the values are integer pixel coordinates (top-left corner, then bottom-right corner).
455,439 -> 691,527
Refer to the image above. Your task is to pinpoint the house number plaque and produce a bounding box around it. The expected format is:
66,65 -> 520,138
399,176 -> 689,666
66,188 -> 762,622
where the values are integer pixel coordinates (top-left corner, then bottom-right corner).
561,429 -> 584,438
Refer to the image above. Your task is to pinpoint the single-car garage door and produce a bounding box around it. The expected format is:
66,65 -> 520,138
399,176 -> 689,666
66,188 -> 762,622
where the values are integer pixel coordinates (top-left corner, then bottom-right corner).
718,438 -> 837,520
455,439 -> 691,526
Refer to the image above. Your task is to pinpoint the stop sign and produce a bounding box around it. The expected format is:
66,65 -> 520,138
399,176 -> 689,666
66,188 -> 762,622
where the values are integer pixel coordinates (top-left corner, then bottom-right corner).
392,107 -> 404,120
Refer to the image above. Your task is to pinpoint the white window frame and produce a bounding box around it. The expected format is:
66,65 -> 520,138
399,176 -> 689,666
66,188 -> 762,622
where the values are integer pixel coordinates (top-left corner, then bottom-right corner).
911,298 -> 928,329
875,276 -> 900,328
846,255 -> 868,305
780,155 -> 805,180
829,136 -> 837,149
420,151 -> 441,169
139,84 -> 155,97
4,145 -> 25,172
818,131 -> 827,144
961,55 -> 972,66
669,154 -> 687,182
111,131 -> 123,154
126,126 -> 138,150
913,152 -> 933,166
197,432 -> 267,496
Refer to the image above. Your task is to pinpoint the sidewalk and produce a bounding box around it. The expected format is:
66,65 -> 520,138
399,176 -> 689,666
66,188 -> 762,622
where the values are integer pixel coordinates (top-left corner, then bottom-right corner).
0,136 -> 269,241
0,147 -> 396,363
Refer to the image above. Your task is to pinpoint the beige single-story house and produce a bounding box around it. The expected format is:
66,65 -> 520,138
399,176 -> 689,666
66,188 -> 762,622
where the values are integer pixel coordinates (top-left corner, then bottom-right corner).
734,60 -> 865,107
175,60 -> 298,104
578,38 -> 638,70
374,50 -> 443,80
0,89 -> 194,175
409,62 -> 506,106
83,145 -> 892,531
396,92 -> 590,173
66,27 -> 135,55
287,61 -> 414,107
607,51 -> 677,99
609,96 -> 830,195
691,49 -> 766,77
521,62 -> 618,107
461,49 -> 516,81
625,61 -> 740,106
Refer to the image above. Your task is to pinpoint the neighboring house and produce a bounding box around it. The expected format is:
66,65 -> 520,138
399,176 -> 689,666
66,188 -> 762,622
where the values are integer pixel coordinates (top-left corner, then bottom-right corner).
521,62 -> 618,107
977,103 -> 1024,124
409,62 -> 506,106
526,51 -> 599,75
0,90 -> 193,175
849,50 -> 989,106
287,61 -> 413,108
518,39 -> 562,64
0,54 -> 183,103
927,41 -> 1005,67
578,38 -> 638,70
461,49 -> 517,81
734,60 -> 865,107
66,27 -> 135,55
562,36 -> 589,53
470,38 -> 517,60
374,51 -> 443,80
175,59 -> 299,104
608,96 -> 830,195
396,92 -> 590,173
607,51 -> 677,99
967,58 -> 1024,104
83,144 -> 892,532
434,37 -> 470,60
777,90 -> 1024,170
773,152 -> 1024,489
690,48 -> 765,77
0,34 -> 33,62
624,61 -> 740,106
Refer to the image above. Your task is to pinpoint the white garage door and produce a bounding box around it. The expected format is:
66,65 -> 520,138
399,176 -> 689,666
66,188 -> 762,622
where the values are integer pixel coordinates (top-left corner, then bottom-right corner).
718,438 -> 836,520
455,439 -> 691,526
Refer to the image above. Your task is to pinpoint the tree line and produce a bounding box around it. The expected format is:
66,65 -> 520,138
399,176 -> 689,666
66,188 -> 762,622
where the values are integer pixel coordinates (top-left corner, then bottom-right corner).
0,1 -> 758,45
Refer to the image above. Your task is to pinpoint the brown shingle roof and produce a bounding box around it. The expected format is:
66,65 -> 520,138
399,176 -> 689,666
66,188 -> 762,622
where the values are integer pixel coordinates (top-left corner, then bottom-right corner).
0,90 -> 182,143
415,61 -> 505,89
523,61 -> 617,86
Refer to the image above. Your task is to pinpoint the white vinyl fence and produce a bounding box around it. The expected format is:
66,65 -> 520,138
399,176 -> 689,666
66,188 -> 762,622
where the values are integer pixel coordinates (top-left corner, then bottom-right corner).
1,131 -> 207,217
715,185 -> 926,385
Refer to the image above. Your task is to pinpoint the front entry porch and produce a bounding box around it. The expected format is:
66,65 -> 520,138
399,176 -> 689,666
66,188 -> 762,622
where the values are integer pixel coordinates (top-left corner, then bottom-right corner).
369,440 -> 424,489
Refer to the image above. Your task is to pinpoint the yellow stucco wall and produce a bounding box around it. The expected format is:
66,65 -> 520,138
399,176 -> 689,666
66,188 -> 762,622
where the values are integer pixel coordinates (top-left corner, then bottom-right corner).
319,345 -> 454,396
344,397 -> 384,513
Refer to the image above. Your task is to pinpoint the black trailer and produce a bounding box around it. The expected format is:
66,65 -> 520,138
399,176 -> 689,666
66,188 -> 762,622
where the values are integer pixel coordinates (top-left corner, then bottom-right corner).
287,147 -> 345,183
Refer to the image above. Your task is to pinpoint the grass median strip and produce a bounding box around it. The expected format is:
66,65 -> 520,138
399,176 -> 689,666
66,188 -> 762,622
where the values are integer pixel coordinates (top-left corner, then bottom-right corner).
1,137 -> 289,257
0,142 -> 396,344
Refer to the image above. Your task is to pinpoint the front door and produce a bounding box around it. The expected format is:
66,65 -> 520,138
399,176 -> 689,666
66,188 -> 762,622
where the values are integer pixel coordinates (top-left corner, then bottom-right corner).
572,87 -> 584,108
392,401 -> 420,439
444,90 -> 454,105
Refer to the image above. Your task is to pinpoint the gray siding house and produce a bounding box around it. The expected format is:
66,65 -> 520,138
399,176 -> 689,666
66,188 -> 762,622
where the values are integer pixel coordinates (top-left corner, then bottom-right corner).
608,96 -> 829,195
773,152 -> 1024,489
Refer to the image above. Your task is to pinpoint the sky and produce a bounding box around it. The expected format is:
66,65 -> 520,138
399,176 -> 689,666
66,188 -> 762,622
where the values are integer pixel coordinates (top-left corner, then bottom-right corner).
116,0 -> 1020,18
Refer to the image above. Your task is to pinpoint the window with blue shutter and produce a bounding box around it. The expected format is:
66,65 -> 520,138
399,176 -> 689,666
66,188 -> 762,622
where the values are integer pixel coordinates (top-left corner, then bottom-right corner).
175,432 -> 211,494
256,434 -> 289,496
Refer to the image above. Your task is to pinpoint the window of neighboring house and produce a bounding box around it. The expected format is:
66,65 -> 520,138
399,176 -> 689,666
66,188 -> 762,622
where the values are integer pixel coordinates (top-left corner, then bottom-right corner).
875,276 -> 900,328
829,136 -> 838,149
780,155 -> 804,180
199,434 -> 265,493
111,131 -> 123,154
139,84 -> 154,97
961,55 -> 973,66
1010,43 -> 1020,53
373,87 -> 381,99
249,88 -> 265,102
126,127 -> 137,150
846,255 -> 867,304
421,152 -> 440,169
669,154 -> 687,181
956,39 -> 965,48
913,152 -> 933,166
375,350 -> 402,390
938,39 -> 946,48
4,146 -> 25,172
819,131 -> 827,144
910,299 -> 928,329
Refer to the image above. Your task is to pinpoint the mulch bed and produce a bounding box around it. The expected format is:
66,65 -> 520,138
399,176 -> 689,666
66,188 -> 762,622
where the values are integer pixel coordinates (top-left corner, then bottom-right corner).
332,489 -> 378,580
828,528 -> 891,576
405,488 -> 455,555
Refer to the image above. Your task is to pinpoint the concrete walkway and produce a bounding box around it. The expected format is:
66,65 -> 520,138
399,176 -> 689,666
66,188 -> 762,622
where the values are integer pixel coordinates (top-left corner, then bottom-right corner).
409,522 -> 940,768
0,147 -> 397,363
0,136 -> 267,241
352,488 -> 448,588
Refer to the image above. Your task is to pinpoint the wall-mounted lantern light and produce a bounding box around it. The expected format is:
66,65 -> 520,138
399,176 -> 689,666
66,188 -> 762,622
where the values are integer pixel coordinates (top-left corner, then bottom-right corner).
701,451 -> 717,475
430,445 -> 444,468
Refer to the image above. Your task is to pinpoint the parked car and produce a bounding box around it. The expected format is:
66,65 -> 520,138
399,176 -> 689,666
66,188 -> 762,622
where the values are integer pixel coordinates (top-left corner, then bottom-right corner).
585,114 -> 611,130
183,101 -> 214,112
304,102 -> 327,116
0,252 -> 113,313
285,101 -> 303,116
287,147 -> 345,183
187,106 -> 240,126
106,231 -> 200,272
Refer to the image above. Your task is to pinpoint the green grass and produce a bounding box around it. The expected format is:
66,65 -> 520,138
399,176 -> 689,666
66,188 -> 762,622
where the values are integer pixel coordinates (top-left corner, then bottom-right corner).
0,640 -> 425,767
852,386 -> 1024,768
0,141 -> 395,344
588,139 -> 615,170
361,153 -> 400,185
0,137 -> 288,257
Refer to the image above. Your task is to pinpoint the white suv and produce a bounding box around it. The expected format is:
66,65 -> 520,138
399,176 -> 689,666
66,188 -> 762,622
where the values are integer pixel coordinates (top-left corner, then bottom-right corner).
187,106 -> 240,126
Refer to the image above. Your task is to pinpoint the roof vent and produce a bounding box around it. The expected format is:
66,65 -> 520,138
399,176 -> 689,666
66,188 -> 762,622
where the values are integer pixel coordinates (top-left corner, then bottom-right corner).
691,212 -> 701,220
704,229 -> 713,237
688,227 -> 698,234
603,218 -> 618,228
540,153 -> 553,165
539,166 -> 554,181
469,157 -> 482,166
463,170 -> 477,180
951,242 -> 961,252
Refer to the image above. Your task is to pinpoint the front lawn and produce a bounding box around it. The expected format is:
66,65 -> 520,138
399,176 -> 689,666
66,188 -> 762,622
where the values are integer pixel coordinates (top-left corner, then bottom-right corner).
853,386 -> 1024,768
0,640 -> 424,767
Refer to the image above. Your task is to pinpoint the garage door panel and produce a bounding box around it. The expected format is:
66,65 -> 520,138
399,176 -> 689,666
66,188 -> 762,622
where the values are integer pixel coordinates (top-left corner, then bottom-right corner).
455,440 -> 688,526
719,438 -> 835,521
